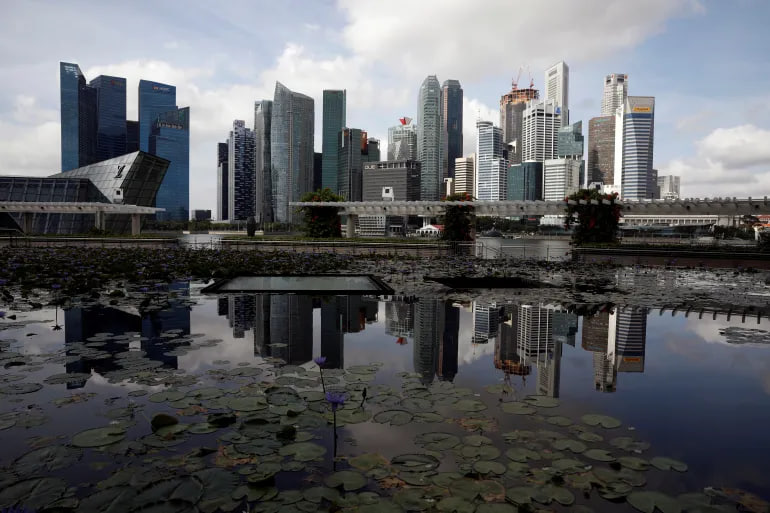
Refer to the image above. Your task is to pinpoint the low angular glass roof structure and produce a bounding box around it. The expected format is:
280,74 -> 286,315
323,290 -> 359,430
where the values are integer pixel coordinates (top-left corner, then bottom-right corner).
202,275 -> 393,294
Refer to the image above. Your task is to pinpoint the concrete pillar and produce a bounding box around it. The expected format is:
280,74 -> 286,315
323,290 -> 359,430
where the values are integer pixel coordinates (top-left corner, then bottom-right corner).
346,214 -> 356,238
22,212 -> 33,234
131,214 -> 141,236
94,211 -> 104,230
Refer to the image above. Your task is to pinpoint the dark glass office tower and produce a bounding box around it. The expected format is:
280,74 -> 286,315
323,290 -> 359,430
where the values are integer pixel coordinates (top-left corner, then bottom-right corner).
337,127 -> 363,200
254,100 -> 273,224
441,80 -> 463,180
437,302 -> 460,382
227,120 -> 256,221
322,90 -> 346,191
60,62 -> 97,171
126,120 -> 139,153
150,107 -> 190,221
138,80 -> 177,153
217,142 -> 229,221
89,75 -> 127,162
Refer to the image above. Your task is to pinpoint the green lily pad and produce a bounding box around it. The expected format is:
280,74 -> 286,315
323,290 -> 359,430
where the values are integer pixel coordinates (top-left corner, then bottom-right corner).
461,445 -> 500,460
463,434 -> 493,446
335,408 -> 372,425
225,395 -> 268,411
577,431 -> 604,442
475,503 -> 517,513
505,447 -> 541,462
611,436 -> 650,452
415,432 -> 461,451
278,442 -> 327,462
414,411 -> 443,423
650,456 -> 688,472
431,472 -> 464,488
545,415 -> 573,426
436,496 -> 476,513
393,488 -> 435,511
627,491 -> 682,513
78,486 -> 138,513
584,449 -> 615,462
453,399 -> 487,412
552,439 -> 587,453
582,414 -> 621,429
303,486 -> 341,503
359,500 -> 403,513
598,481 -> 633,500
391,453 -> 440,472
618,456 -> 650,471
0,382 -> 43,394
398,470 -> 436,486
349,453 -> 389,471
148,389 -> 185,403
501,401 -> 536,415
325,470 -> 368,491
484,383 -> 513,394
12,445 -> 81,476
0,477 -> 67,509
594,467 -> 647,487
473,460 -> 506,475
524,395 -> 560,408
373,409 -> 413,426
44,372 -> 92,385
132,476 -> 204,509
551,458 -> 587,473
71,426 -> 126,448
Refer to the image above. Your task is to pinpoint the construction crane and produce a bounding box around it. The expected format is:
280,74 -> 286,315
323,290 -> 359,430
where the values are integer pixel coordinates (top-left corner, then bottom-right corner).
512,66 -> 524,90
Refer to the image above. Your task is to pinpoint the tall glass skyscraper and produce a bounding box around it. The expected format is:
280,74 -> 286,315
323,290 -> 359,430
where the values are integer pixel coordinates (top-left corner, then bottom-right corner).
138,80 -> 176,153
60,62 -> 97,171
227,120 -> 256,221
441,80 -> 463,180
254,100 -> 273,224
614,96 -> 655,200
475,121 -> 507,201
89,75 -> 127,162
337,127 -> 364,201
322,90 -> 346,191
150,107 -> 190,221
217,142 -> 228,221
271,82 -> 314,224
417,76 -> 443,201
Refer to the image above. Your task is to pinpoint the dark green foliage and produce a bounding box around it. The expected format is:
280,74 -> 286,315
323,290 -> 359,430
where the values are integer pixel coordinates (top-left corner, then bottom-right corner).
758,230 -> 770,252
564,189 -> 621,245
298,189 -> 343,238
443,193 -> 475,241
246,216 -> 257,237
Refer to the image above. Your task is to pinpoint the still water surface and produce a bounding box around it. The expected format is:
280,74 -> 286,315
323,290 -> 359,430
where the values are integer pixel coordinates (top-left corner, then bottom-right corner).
1,288 -> 769,511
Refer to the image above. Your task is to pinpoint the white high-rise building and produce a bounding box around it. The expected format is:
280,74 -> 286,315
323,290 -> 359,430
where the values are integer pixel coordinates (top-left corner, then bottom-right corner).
657,175 -> 681,199
454,156 -> 474,197
601,74 -> 628,116
417,75 -> 443,201
475,121 -> 507,201
522,99 -> 561,163
388,119 -> 418,161
544,61 -> 569,125
613,96 -> 655,200
543,158 -> 581,201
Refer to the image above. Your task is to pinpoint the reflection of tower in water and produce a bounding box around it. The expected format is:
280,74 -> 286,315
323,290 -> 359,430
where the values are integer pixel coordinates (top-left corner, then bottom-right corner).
437,302 -> 460,382
320,297 -> 345,369
496,305 -> 532,377
472,302 -> 503,344
228,295 -> 256,339
582,308 -> 647,392
269,295 -> 313,364
413,299 -> 443,385
614,308 -> 647,372
385,299 -> 414,338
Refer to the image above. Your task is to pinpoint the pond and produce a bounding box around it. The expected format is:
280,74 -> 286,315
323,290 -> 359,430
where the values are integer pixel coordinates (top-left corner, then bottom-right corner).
1,286 -> 769,512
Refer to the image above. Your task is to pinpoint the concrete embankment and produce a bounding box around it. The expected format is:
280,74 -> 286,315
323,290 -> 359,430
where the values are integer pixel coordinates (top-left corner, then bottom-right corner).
574,246 -> 770,269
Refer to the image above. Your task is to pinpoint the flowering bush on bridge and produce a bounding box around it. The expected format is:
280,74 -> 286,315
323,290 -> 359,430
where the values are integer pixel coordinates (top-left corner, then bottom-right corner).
564,189 -> 621,245
298,188 -> 343,238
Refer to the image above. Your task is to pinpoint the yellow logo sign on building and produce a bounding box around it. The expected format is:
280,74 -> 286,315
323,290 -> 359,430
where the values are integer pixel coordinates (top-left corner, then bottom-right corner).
632,106 -> 652,113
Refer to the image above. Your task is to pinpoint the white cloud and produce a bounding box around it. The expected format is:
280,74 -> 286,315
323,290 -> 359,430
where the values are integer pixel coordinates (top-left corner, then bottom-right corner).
338,0 -> 702,80
662,124 -> 770,197
463,97 -> 499,156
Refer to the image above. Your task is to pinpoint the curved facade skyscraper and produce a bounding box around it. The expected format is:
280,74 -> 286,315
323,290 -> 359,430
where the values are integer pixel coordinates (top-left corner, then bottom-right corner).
417,76 -> 442,201
271,82 -> 314,224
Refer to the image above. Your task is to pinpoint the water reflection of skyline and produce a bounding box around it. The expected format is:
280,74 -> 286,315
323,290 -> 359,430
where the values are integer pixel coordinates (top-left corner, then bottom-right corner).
211,295 -> 650,395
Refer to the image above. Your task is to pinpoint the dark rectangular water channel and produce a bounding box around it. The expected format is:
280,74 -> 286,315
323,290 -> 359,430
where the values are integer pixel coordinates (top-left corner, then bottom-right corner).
0,286 -> 769,512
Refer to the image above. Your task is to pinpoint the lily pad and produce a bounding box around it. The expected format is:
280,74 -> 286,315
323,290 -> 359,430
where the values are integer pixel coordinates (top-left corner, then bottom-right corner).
303,486 -> 341,504
148,389 -> 185,403
505,447 -> 541,462
473,460 -> 506,475
437,496 -> 476,513
627,491 -> 682,513
415,432 -> 461,451
225,395 -> 268,412
650,456 -> 688,472
349,453 -> 390,471
461,445 -> 500,460
71,426 -> 126,448
13,445 -> 82,476
0,476 -> 68,509
453,399 -> 487,412
475,503 -> 517,513
581,414 -> 621,429
325,470 -> 368,491
501,401 -> 536,415
545,415 -> 573,426
611,436 -> 650,452
524,395 -> 560,408
391,453 -> 440,472
618,456 -> 650,471
373,409 -> 413,426
583,449 -> 615,462
552,439 -> 587,453
0,382 -> 43,394
278,442 -> 327,462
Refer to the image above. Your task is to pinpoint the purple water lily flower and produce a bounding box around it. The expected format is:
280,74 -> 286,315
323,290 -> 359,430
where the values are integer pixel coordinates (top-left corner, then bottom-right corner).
0,311 -> 5,319
51,283 -> 61,290
313,356 -> 327,367
325,391 -> 347,412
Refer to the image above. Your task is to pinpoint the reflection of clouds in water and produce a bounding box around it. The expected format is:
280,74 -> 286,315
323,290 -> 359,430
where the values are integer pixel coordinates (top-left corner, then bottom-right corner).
87,371 -> 166,394
2,308 -> 62,355
686,315 -> 770,346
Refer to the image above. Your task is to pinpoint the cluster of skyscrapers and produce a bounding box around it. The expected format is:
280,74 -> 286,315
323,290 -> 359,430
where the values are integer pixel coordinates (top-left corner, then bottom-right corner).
59,62 -> 189,221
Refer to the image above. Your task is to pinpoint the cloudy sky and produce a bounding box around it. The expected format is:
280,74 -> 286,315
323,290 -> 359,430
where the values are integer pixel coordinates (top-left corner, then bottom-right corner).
1,0 -> 769,215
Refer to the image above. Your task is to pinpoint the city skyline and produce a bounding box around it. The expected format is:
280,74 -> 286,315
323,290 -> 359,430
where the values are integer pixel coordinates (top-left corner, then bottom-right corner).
2,1 -> 769,214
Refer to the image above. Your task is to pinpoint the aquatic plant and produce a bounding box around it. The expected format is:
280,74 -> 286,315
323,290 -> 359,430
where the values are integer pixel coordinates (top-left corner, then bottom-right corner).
314,356 -> 327,392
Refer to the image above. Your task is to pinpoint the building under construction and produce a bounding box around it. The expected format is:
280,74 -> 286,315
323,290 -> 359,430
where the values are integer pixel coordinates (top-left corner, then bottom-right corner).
500,69 -> 539,165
